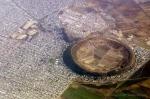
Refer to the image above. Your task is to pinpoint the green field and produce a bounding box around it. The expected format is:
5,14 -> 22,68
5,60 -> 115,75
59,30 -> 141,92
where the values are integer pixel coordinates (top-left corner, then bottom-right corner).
60,79 -> 150,99
61,83 -> 104,99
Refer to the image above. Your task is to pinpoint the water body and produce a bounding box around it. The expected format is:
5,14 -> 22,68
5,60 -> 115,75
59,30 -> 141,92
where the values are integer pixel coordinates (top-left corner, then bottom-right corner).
62,46 -> 123,78
63,46 -> 99,76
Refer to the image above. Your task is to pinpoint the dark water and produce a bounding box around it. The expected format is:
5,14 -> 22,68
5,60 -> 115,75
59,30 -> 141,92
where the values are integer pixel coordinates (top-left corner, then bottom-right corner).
63,46 -> 101,77
62,46 -> 123,78
63,46 -> 126,77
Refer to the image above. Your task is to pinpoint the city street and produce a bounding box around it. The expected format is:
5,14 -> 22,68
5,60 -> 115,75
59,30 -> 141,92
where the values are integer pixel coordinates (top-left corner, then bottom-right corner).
0,0 -> 82,99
